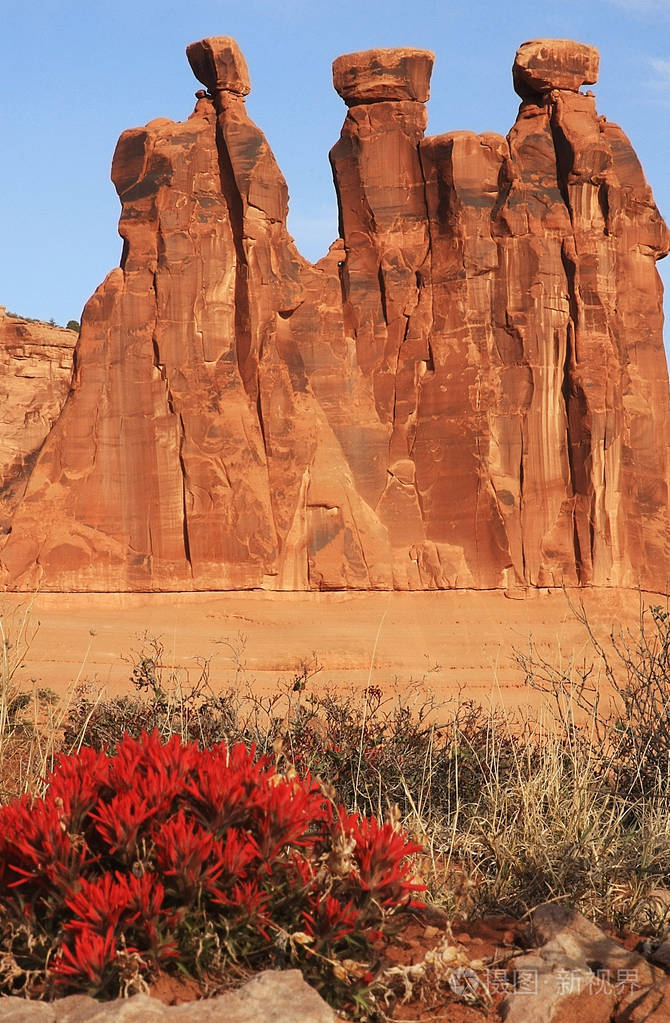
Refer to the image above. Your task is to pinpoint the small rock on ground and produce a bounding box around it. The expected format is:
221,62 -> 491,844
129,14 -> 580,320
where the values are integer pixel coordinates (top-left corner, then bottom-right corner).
502,903 -> 670,1023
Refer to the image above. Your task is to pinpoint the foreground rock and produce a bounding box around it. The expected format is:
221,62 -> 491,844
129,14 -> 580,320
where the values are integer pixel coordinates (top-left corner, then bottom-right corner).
0,970 -> 335,1022
503,904 -> 670,1022
2,36 -> 668,592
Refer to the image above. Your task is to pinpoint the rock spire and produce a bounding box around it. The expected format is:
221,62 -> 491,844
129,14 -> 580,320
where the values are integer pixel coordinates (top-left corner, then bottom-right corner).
2,37 -> 668,592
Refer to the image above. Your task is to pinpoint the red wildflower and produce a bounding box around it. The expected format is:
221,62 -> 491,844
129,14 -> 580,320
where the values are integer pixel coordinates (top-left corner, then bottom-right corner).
252,773 -> 329,866
0,729 -> 427,1003
183,742 -> 270,833
121,871 -> 165,922
110,730 -> 199,811
2,798 -> 90,895
65,872 -> 133,934
217,826 -> 260,881
46,746 -> 110,829
90,791 -> 157,860
153,810 -> 257,901
212,879 -> 270,939
337,809 -> 425,906
64,871 -> 176,965
302,893 -> 360,945
52,925 -> 119,988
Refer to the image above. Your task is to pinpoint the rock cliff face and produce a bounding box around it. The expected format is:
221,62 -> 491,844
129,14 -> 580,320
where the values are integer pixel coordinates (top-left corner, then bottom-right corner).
0,310 -> 77,541
2,37 -> 669,591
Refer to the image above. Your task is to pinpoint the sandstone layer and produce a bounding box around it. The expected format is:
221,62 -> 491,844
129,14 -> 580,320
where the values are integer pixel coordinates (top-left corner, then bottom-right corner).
1,37 -> 669,592
0,587 -> 653,706
0,309 -> 76,539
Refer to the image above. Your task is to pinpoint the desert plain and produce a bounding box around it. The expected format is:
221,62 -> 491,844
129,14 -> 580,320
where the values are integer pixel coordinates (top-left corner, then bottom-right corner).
2,586 -> 657,715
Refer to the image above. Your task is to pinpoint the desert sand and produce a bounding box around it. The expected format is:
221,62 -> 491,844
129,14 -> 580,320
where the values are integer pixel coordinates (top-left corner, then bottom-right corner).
1,587 -> 656,714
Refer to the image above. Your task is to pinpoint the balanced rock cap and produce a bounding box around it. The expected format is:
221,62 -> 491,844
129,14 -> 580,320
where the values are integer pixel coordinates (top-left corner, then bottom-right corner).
186,36 -> 251,97
333,47 -> 434,105
513,39 -> 599,98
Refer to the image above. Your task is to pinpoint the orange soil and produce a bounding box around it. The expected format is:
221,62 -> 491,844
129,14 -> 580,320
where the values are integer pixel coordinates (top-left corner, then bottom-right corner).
0,586 -> 655,713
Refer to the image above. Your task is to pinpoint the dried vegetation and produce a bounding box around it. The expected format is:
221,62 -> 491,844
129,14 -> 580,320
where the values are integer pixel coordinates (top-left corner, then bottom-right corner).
2,595 -> 670,1017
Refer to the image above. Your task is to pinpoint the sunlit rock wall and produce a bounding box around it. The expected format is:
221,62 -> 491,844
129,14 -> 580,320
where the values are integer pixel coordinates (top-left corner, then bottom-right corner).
2,37 -> 669,591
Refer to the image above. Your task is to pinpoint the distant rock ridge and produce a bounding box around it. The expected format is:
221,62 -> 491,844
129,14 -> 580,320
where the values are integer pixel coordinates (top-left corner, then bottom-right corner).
0,308 -> 77,542
1,36 -> 669,592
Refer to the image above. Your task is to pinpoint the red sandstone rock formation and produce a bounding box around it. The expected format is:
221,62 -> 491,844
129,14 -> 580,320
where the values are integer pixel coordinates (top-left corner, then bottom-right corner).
1,37 -> 668,591
0,309 -> 76,539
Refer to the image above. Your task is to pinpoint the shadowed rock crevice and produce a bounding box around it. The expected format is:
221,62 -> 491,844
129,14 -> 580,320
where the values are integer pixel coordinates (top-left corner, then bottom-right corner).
1,36 -> 668,592
214,118 -> 254,402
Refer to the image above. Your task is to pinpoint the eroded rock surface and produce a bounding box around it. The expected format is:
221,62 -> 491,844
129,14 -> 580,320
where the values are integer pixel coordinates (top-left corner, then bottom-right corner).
513,38 -> 599,97
503,903 -> 670,1023
2,37 -> 669,591
0,309 -> 76,540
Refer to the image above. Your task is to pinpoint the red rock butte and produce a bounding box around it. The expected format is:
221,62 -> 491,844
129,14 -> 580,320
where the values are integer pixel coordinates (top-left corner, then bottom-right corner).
1,36 -> 669,593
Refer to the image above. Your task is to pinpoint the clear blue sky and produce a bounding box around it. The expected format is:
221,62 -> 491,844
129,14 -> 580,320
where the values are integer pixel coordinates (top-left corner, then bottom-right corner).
2,0 -> 670,339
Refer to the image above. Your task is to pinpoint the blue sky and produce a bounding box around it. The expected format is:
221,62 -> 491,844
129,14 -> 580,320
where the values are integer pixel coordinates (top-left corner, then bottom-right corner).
2,0 -> 670,337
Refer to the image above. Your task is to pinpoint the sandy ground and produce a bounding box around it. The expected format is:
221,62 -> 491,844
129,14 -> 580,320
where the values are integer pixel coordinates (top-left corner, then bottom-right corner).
0,586 -> 657,715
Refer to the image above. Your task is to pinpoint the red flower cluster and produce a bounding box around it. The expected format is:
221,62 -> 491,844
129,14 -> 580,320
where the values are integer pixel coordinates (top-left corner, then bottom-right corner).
0,731 -> 424,1004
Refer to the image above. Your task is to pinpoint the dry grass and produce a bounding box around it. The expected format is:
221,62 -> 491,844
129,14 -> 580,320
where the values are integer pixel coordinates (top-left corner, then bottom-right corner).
0,599 -> 104,799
